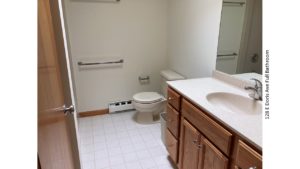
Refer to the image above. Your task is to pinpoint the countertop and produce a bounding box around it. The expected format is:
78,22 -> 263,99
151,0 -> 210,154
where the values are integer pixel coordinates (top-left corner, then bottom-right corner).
167,73 -> 262,149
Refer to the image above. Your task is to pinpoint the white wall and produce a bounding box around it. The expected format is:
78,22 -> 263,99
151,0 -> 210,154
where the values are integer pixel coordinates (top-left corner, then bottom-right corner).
168,0 -> 223,78
63,0 -> 168,112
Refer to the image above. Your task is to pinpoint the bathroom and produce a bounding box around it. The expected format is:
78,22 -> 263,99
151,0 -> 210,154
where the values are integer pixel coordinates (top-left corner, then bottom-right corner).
37,0 -> 264,168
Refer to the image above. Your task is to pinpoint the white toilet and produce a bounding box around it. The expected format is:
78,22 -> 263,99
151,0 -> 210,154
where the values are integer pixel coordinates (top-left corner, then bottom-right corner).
133,70 -> 184,124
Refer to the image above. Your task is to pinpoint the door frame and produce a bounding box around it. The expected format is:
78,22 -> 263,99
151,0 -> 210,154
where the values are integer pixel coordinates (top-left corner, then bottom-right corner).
48,0 -> 81,168
236,0 -> 256,73
53,1 -> 82,166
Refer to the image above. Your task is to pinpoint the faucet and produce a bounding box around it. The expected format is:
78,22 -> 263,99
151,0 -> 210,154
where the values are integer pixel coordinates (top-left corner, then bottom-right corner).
244,78 -> 262,101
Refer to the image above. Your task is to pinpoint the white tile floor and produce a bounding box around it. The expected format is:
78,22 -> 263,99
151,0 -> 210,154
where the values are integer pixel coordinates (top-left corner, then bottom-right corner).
78,111 -> 176,169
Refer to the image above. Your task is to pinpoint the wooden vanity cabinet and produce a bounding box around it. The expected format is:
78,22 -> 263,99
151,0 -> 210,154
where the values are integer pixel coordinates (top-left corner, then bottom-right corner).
165,87 -> 262,169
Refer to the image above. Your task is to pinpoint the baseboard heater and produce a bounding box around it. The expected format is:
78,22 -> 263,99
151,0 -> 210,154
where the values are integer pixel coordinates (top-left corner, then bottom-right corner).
108,100 -> 135,113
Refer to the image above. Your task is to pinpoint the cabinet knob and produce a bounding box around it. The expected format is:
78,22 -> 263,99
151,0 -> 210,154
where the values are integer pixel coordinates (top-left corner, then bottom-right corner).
192,140 -> 202,149
168,97 -> 173,100
249,167 -> 257,169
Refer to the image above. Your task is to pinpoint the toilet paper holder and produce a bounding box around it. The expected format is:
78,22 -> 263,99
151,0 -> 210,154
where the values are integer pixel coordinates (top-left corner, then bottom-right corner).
138,76 -> 150,81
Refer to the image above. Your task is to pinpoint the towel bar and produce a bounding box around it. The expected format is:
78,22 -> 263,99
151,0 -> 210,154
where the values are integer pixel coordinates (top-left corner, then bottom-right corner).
217,53 -> 237,57
78,59 -> 124,66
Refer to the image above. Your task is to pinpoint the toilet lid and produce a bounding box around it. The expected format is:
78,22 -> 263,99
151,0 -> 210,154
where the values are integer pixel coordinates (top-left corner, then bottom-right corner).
133,92 -> 163,103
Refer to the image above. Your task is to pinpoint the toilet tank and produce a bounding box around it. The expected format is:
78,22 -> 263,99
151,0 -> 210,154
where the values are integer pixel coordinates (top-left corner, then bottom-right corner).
160,70 -> 185,97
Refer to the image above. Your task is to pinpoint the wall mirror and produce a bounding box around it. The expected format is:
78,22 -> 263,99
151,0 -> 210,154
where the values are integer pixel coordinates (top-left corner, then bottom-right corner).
216,0 -> 262,75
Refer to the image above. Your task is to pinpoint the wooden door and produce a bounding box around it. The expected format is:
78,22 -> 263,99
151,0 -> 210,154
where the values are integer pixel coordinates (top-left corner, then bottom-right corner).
38,0 -> 80,169
198,137 -> 228,169
179,119 -> 201,169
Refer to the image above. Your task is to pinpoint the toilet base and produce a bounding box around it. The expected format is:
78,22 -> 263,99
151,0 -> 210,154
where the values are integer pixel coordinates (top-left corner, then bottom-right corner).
134,111 -> 160,124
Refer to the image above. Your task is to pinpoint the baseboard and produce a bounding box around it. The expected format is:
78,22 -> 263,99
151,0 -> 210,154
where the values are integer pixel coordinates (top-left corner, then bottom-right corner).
79,108 -> 109,117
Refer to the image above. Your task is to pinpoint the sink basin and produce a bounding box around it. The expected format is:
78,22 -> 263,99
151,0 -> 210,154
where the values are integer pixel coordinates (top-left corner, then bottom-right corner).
206,92 -> 262,115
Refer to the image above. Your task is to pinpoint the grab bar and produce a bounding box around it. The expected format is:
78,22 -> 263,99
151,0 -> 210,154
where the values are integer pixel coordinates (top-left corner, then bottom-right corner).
78,59 -> 124,66
217,53 -> 237,57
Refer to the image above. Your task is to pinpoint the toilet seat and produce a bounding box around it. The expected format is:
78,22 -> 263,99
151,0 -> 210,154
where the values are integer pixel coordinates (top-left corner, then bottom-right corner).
133,92 -> 163,104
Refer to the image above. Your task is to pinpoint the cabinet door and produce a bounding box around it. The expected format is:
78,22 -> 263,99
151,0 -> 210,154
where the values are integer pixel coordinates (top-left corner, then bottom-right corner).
235,140 -> 262,169
179,119 -> 201,169
199,137 -> 229,169
165,128 -> 178,163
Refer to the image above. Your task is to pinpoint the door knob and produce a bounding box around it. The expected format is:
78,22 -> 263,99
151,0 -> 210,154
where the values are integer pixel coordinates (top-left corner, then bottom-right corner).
251,53 -> 258,63
50,104 -> 74,115
63,105 -> 74,115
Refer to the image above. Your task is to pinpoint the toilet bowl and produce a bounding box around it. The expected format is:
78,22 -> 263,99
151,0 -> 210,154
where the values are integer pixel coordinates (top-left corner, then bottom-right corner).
133,92 -> 166,124
133,70 -> 184,124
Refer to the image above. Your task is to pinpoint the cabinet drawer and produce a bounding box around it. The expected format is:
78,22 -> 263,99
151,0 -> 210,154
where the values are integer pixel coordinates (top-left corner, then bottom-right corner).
181,99 -> 232,156
167,87 -> 181,111
236,140 -> 262,169
166,104 -> 180,139
165,128 -> 178,163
